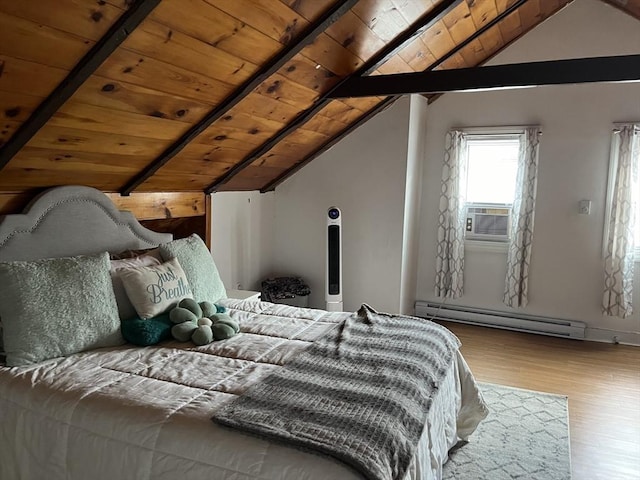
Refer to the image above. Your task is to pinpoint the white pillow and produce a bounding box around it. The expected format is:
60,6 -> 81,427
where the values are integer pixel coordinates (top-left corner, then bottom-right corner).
110,254 -> 162,320
119,257 -> 193,319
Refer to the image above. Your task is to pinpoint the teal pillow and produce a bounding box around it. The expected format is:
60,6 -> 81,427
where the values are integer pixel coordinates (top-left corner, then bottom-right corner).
0,252 -> 123,367
121,312 -> 173,346
159,234 -> 226,304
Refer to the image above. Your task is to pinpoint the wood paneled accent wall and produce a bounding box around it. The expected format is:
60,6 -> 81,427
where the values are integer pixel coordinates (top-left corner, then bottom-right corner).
107,191 -> 209,246
0,189 -> 209,247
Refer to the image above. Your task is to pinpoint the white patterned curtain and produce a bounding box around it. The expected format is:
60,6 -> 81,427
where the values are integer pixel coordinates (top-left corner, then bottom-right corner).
603,124 -> 640,318
435,130 -> 467,298
503,127 -> 540,307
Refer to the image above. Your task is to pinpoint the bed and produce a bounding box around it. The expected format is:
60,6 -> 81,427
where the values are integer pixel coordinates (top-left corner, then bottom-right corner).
0,185 -> 488,480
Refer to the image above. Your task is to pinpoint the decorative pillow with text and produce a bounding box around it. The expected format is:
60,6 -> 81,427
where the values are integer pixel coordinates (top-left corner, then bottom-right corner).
119,257 -> 193,319
110,253 -> 162,320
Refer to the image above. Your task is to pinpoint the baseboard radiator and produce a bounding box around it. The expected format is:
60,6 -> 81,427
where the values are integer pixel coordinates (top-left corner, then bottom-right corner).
414,301 -> 586,340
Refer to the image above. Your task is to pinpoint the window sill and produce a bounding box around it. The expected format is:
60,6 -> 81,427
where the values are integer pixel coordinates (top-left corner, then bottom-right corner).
465,240 -> 509,253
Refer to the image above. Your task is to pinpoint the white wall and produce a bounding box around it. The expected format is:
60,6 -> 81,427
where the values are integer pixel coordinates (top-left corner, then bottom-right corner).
210,0 -> 640,342
399,95 -> 429,314
210,191 -> 275,292
415,0 -> 640,343
273,96 -> 412,312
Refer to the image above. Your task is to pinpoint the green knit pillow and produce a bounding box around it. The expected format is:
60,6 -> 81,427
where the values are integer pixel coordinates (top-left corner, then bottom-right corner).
0,252 -> 123,366
121,312 -> 173,346
159,234 -> 226,304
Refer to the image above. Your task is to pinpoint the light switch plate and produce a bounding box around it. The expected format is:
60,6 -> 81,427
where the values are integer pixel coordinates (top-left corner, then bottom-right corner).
579,199 -> 591,215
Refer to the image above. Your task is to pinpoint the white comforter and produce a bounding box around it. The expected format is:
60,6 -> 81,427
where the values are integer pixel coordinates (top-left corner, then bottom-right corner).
0,300 -> 487,480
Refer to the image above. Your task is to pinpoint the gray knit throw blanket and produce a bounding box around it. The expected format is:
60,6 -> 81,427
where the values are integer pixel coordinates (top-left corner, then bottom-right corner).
212,304 -> 461,480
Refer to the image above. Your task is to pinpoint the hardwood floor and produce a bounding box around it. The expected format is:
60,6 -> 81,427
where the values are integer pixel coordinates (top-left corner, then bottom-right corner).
439,321 -> 640,480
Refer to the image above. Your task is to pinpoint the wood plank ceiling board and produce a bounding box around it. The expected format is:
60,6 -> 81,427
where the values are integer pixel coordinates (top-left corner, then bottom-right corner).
217,164 -> 291,192
71,76 -> 212,124
218,95 -> 396,193
202,0 -> 464,193
0,59 -> 67,100
93,50 -> 234,106
166,143 -> 248,164
8,147 -> 148,175
0,12 -> 98,71
145,0 -> 287,66
352,0 -> 415,42
136,0 -> 370,193
0,0 -> 123,150
434,0 -> 525,70
237,97 -> 399,193
0,0 -> 125,41
407,0 -> 527,72
329,0 -> 585,99
224,92 -> 304,125
321,101 -> 374,124
0,0 -> 636,198
138,171 -> 241,192
198,0 -> 309,44
324,11 -> 388,63
0,91 -> 42,124
389,0 -> 443,69
278,56 -> 342,95
122,21 -> 257,88
0,134 -> 165,192
122,0 -> 359,194
263,100 -> 398,192
281,0 -> 339,21
449,0 -> 573,71
252,0 -> 579,191
253,73 -> 321,109
11,0 -> 318,194
0,0 -> 162,189
517,0 -> 544,32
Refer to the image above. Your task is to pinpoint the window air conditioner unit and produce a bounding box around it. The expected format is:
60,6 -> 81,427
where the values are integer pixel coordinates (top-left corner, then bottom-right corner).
465,204 -> 510,241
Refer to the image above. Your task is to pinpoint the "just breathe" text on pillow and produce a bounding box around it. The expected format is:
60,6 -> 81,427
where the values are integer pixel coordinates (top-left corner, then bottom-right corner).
119,257 -> 193,319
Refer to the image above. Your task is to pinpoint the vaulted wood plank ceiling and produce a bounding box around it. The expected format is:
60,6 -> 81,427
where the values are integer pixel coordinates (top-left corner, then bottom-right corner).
0,0 -> 638,197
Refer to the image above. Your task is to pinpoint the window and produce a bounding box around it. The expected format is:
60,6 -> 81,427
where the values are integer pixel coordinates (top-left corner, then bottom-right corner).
463,134 -> 520,242
436,126 -> 540,301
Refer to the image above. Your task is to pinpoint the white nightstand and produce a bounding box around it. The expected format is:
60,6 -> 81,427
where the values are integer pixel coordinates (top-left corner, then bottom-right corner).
227,289 -> 261,301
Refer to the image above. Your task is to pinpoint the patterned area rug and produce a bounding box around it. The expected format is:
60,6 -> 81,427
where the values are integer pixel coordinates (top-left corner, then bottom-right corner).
443,383 -> 571,480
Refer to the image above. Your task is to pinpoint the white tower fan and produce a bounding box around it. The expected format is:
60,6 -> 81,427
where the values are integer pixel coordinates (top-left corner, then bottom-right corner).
326,206 -> 343,311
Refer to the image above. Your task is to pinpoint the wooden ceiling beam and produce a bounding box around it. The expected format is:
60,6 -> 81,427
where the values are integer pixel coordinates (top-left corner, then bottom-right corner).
327,54 -> 640,98
120,0 -> 359,196
205,0 -> 463,193
0,0 -> 161,172
257,0 -> 532,191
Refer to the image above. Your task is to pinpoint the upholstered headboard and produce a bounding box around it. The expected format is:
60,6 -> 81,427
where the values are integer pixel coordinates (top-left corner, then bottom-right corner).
0,186 -> 173,262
